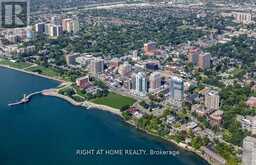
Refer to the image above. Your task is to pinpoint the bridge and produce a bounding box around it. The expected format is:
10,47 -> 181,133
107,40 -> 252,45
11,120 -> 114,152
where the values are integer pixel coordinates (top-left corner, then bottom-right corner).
8,91 -> 43,107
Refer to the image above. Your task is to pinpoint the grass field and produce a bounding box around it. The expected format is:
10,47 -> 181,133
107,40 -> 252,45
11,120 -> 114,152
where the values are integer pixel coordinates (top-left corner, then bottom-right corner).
91,92 -> 136,109
26,65 -> 61,78
0,58 -> 32,69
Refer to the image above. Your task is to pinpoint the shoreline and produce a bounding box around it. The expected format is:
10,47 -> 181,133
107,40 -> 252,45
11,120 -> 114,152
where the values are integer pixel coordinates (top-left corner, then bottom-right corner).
0,64 -> 65,83
41,89 -> 122,116
42,89 -> 211,165
123,120 -> 212,165
1,64 -> 212,165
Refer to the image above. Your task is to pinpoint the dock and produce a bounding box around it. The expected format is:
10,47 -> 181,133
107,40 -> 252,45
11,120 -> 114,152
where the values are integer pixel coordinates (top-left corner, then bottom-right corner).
8,91 -> 43,107
8,97 -> 29,106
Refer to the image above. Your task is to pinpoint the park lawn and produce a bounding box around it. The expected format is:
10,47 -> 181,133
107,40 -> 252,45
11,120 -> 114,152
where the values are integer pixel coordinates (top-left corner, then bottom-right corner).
91,92 -> 136,109
0,58 -> 32,69
26,65 -> 61,78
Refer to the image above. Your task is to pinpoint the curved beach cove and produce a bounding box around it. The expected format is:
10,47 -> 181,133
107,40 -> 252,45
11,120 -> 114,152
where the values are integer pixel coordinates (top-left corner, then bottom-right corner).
0,67 -> 209,165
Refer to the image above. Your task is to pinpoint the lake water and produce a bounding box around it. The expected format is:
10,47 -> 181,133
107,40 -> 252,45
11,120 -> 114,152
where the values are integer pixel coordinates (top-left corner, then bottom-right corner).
0,67 -> 209,165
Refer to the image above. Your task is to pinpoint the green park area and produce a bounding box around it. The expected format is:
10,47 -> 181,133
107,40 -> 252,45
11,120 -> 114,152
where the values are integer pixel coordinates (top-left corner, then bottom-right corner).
0,58 -> 32,69
26,65 -> 61,78
91,92 -> 136,110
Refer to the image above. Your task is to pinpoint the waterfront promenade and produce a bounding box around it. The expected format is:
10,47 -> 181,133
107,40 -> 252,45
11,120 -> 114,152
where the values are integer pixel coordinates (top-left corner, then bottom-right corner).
0,66 -> 210,165
42,89 -> 122,116
8,91 -> 41,106
1,64 -> 211,165
0,64 -> 64,83
41,89 -> 208,164
1,62 -> 122,116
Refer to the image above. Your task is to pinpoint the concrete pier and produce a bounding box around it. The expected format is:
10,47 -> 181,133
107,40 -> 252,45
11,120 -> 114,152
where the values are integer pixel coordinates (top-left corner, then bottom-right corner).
8,91 -> 42,106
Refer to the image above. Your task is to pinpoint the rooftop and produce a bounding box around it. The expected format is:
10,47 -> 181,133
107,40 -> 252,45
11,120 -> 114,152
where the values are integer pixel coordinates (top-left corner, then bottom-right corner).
244,136 -> 256,143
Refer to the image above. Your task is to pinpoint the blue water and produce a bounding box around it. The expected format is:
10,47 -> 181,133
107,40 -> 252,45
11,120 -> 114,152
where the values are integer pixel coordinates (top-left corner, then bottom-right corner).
0,67 -> 209,165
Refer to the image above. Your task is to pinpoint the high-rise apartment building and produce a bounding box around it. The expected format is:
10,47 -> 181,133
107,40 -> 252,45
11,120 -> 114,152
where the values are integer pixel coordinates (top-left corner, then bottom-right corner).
118,62 -> 132,76
62,18 -> 80,33
35,23 -> 45,34
198,53 -> 211,70
149,72 -> 161,91
90,58 -> 104,75
65,53 -> 80,66
232,12 -> 252,24
135,72 -> 148,96
188,48 -> 199,65
49,25 -> 63,37
205,90 -> 220,110
169,76 -> 184,101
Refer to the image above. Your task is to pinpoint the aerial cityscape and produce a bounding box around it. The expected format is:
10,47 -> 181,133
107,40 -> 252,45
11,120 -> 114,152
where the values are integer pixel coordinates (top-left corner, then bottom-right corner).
1,0 -> 256,165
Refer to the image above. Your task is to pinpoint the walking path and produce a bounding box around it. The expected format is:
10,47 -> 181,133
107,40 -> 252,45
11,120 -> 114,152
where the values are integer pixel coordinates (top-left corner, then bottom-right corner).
2,63 -> 213,165
23,64 -> 38,70
42,89 -> 121,116
0,64 -> 64,83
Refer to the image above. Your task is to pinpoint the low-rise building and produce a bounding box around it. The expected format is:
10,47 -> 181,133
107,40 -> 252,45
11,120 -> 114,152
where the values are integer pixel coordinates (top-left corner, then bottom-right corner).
144,41 -> 157,56
246,97 -> 256,108
166,115 -> 176,125
184,122 -> 198,132
237,115 -> 256,135
3,45 -> 35,57
191,104 -> 211,117
16,45 -> 36,55
127,107 -> 143,119
5,34 -> 20,43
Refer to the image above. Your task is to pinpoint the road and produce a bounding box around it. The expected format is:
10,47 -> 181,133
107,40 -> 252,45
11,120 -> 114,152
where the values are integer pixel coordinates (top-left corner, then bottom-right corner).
31,1 -> 152,16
